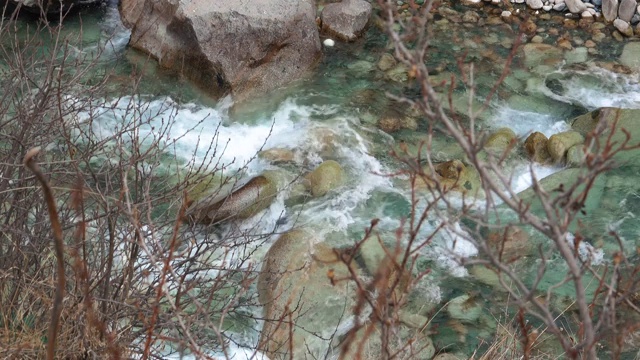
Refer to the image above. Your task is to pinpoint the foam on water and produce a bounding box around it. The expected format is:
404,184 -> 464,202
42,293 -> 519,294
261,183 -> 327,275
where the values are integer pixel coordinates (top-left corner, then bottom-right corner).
491,105 -> 569,138
542,65 -> 640,110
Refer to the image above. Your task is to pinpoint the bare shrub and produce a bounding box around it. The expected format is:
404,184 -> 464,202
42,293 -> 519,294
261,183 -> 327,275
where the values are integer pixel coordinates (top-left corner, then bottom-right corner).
0,5 -> 271,359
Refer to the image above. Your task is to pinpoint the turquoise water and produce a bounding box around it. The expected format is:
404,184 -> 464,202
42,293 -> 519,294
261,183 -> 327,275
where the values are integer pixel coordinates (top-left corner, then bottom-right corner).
4,2 -> 640,358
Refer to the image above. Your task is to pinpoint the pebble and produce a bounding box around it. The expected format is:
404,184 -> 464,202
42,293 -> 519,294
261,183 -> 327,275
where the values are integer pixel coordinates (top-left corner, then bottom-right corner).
531,35 -> 544,43
323,38 -> 335,47
584,39 -> 596,47
501,10 -> 512,18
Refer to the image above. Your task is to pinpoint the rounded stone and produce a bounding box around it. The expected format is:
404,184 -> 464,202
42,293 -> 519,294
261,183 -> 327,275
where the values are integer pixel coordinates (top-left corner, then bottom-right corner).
304,160 -> 345,197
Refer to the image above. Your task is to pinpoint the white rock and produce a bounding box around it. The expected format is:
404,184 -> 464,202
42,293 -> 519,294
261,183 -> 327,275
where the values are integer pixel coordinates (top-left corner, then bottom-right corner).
553,3 -> 567,10
588,8 -> 597,15
543,4 -> 553,10
614,18 -> 634,36
501,10 -> 512,18
565,0 -> 588,13
582,10 -> 593,17
527,0 -> 544,9
492,0 -> 501,3
515,0 -> 525,3
323,38 -> 335,47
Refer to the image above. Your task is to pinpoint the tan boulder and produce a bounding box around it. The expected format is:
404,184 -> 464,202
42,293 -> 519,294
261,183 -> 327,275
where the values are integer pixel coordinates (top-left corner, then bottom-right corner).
258,148 -> 295,164
185,172 -> 279,224
524,131 -> 551,164
417,160 -> 482,197
547,131 -> 584,164
486,225 -> 532,259
485,127 -> 517,155
304,160 -> 344,197
258,230 -> 358,358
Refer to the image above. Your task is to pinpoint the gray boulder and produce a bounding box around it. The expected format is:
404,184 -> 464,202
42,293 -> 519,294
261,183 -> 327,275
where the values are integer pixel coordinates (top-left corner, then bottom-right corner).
603,0 -> 620,22
619,41 -> 640,70
119,0 -> 321,101
321,0 -> 372,41
565,0 -> 588,13
619,0 -> 637,22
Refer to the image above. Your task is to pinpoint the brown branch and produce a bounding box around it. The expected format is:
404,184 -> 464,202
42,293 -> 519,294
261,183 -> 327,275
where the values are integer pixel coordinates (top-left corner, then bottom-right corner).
23,147 -> 65,360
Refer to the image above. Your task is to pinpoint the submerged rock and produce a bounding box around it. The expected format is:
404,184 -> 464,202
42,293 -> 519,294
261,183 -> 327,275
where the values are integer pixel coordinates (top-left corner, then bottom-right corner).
259,148 -> 295,164
486,225 -> 533,259
446,294 -> 483,323
304,160 -> 344,197
619,42 -> 640,70
377,108 -> 418,133
320,0 -> 372,41
119,0 -> 321,101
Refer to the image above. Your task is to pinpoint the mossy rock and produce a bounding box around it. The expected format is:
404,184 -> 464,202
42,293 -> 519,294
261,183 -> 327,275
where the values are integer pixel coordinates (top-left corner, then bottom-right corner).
485,127 -> 517,155
304,160 -> 344,197
547,130 -> 584,164
186,171 -> 281,224
416,160 -> 483,198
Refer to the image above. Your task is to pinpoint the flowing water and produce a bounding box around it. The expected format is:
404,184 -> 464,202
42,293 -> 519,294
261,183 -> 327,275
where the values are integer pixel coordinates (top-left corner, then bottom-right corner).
8,2 -> 640,358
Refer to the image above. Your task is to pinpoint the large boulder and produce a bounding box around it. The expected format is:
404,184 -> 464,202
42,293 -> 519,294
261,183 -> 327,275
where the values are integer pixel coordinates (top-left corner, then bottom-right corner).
304,160 -> 345,197
257,229 -> 358,358
185,172 -> 279,225
524,131 -> 551,164
570,107 -> 640,165
619,42 -> 640,71
119,0 -> 321,101
320,0 -> 372,42
547,131 -> 584,164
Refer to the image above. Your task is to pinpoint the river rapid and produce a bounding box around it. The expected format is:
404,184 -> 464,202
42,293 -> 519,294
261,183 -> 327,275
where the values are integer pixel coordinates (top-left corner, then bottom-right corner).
9,1 -> 640,358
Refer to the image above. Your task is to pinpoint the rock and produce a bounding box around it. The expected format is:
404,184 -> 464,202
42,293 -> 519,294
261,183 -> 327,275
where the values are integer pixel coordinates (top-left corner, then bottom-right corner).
565,0 -> 588,12
433,354 -> 467,360
321,0 -> 372,41
186,172 -> 280,224
527,0 -> 544,9
570,108 -> 640,166
446,294 -> 483,323
618,0 -> 637,22
619,42 -> 640,70
259,148 -> 295,163
377,53 -> 397,71
119,0 -> 321,102
524,132 -> 551,164
385,63 -> 410,83
462,10 -> 481,23
566,144 -> 585,166
485,128 -> 517,155
377,108 -> 418,133
5,0 -> 100,15
486,225 -> 533,259
521,43 -> 563,68
564,47 -> 589,64
614,18 -> 634,36
547,131 -> 585,163
338,319 -> 435,359
323,38 -> 336,47
258,230 -> 358,357
417,160 -> 482,197
602,0 -> 620,22
304,160 -> 344,197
